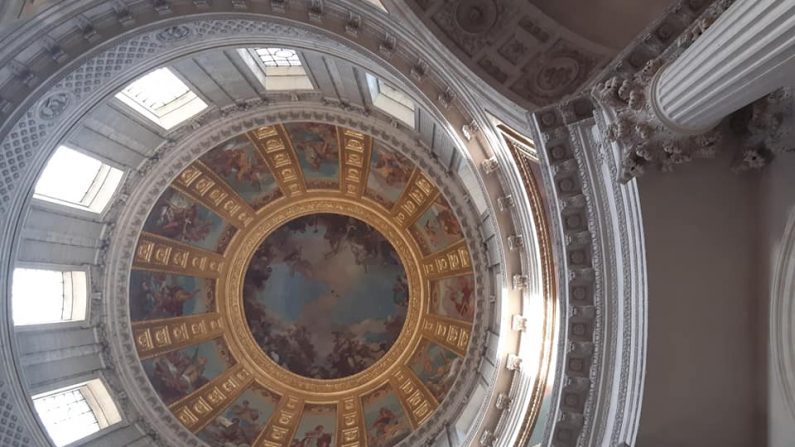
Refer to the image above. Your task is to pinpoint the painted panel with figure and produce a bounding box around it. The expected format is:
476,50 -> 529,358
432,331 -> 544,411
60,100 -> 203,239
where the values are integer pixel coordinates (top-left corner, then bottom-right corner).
362,385 -> 411,447
284,122 -> 339,189
129,270 -> 213,321
429,274 -> 475,322
200,134 -> 282,208
290,404 -> 336,447
410,195 -> 463,255
142,187 -> 234,253
407,341 -> 461,403
197,385 -> 279,446
141,338 -> 233,405
243,214 -> 408,379
365,142 -> 414,209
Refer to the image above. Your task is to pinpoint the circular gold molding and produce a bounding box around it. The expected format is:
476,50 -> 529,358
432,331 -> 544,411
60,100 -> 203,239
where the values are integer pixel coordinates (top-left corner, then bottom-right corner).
219,191 -> 426,400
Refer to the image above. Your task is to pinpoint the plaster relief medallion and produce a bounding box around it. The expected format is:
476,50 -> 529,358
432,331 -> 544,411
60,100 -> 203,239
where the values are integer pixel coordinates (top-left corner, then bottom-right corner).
455,0 -> 499,34
432,0 -> 504,56
535,56 -> 581,96
243,213 -> 409,379
512,40 -> 603,105
37,90 -> 73,120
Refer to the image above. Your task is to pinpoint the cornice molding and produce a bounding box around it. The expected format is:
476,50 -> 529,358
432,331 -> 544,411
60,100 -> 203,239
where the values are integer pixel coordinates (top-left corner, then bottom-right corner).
529,95 -> 648,447
588,0 -> 793,181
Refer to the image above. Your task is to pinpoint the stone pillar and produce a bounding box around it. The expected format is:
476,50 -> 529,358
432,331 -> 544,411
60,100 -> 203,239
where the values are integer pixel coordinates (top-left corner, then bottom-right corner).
651,0 -> 795,134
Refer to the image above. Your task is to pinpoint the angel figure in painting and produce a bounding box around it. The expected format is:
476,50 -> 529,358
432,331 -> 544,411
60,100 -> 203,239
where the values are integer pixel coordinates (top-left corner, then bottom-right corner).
291,425 -> 332,447
425,356 -> 462,398
372,150 -> 411,187
151,348 -> 208,401
371,406 -> 404,444
141,275 -> 199,318
443,277 -> 474,320
304,139 -> 337,170
422,203 -> 462,247
291,123 -> 338,171
218,418 -> 247,445
205,139 -> 266,188
152,193 -> 212,243
392,274 -> 409,308
230,400 -> 260,426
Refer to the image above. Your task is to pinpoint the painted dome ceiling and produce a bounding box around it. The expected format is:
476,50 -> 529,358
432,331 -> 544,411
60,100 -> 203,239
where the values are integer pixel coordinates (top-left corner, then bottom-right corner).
129,122 -> 477,447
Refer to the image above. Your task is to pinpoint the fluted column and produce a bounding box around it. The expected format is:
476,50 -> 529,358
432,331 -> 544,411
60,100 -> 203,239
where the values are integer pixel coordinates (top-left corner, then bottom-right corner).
651,0 -> 795,134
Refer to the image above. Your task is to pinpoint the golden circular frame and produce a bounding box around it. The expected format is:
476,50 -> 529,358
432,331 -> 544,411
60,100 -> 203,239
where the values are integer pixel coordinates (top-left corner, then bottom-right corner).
218,191 -> 426,400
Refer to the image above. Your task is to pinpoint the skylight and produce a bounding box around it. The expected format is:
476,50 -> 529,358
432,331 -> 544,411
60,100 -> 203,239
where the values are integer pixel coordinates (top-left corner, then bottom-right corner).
33,379 -> 121,447
238,48 -> 314,91
115,67 -> 207,129
33,146 -> 123,213
255,47 -> 303,67
366,73 -> 416,127
12,268 -> 87,326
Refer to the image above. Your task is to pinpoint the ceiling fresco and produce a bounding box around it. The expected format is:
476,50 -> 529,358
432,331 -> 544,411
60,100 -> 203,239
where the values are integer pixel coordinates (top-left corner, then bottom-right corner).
243,213 -> 408,380
129,122 -> 477,447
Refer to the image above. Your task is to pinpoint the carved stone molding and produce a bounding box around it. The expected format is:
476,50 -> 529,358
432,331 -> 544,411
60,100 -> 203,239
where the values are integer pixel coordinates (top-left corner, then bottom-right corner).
590,0 -> 794,181
530,94 -> 648,447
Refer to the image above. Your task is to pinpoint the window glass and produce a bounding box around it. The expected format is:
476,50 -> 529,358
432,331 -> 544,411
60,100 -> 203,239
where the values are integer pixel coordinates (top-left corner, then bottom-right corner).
33,146 -> 123,213
366,73 -> 415,127
33,380 -> 121,447
12,268 -> 87,326
35,147 -> 102,204
378,80 -> 415,110
255,48 -> 303,67
115,67 -> 207,129
34,388 -> 100,447
238,48 -> 314,91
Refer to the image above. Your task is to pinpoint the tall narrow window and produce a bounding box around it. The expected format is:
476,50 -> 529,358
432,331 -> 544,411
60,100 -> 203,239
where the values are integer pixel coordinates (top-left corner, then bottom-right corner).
366,73 -> 416,128
238,47 -> 314,91
12,268 -> 87,326
115,67 -> 207,129
33,379 -> 122,447
33,146 -> 123,213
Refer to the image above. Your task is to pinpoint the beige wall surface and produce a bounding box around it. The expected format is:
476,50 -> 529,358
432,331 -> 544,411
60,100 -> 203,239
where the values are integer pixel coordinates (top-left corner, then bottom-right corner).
635,150 -> 764,446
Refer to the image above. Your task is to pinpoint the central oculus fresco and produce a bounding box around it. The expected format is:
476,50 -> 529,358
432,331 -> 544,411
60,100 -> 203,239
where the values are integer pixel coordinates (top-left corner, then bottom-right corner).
243,213 -> 409,379
130,122 -> 477,447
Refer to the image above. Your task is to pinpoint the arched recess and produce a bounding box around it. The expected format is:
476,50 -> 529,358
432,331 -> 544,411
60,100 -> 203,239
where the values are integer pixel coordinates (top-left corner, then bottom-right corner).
771,208 -> 795,427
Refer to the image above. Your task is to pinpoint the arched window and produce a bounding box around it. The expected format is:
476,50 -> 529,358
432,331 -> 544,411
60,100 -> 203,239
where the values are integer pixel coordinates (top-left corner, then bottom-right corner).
32,379 -> 122,447
12,267 -> 87,326
33,146 -> 123,214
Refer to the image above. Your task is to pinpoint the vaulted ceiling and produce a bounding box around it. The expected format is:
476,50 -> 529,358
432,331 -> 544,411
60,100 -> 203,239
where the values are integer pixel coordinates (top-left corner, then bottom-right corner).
399,0 -> 677,110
